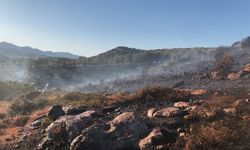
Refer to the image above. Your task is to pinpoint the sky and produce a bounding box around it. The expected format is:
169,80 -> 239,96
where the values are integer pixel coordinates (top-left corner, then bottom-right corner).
0,0 -> 250,56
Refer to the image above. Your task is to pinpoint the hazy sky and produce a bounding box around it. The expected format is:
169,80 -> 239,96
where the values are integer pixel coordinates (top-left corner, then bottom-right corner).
0,0 -> 250,56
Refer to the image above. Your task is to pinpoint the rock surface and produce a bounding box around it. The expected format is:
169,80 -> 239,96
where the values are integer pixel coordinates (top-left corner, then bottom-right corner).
38,110 -> 97,150
139,127 -> 178,150
63,106 -> 86,115
47,105 -> 65,121
139,128 -> 163,150
153,107 -> 186,118
70,112 -> 148,150
228,72 -> 241,80
174,101 -> 190,108
147,108 -> 157,118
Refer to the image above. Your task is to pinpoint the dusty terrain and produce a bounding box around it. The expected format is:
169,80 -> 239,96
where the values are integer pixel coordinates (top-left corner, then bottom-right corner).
0,63 -> 249,150
0,38 -> 250,150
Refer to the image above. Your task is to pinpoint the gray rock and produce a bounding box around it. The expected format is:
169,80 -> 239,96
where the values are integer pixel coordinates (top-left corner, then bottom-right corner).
63,106 -> 86,115
139,127 -> 178,150
38,110 -> 97,150
31,120 -> 42,128
70,112 -> 148,150
47,105 -> 65,121
153,107 -> 187,118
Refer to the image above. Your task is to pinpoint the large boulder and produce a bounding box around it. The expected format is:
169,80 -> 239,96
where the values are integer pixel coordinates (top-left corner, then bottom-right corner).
70,112 -> 148,150
228,72 -> 241,80
47,105 -> 65,121
228,63 -> 250,80
242,63 -> 250,72
153,107 -> 186,118
38,110 -> 97,150
139,127 -> 178,150
63,106 -> 86,115
139,128 -> 163,150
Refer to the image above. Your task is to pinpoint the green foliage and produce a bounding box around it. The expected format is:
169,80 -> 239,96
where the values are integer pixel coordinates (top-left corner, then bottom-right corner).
62,92 -> 107,107
0,81 -> 35,99
8,98 -> 48,116
14,115 -> 30,127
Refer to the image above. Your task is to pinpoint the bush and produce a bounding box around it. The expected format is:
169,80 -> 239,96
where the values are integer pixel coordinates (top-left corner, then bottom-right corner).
128,86 -> 191,102
185,124 -> 236,150
214,47 -> 234,76
8,99 -> 48,116
8,99 -> 34,116
13,115 -> 30,127
182,114 -> 250,150
62,92 -> 107,107
0,81 -> 35,99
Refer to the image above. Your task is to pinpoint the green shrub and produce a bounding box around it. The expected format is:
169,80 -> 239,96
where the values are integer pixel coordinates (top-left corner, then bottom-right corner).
62,92 -> 107,107
8,99 -> 48,116
14,115 -> 30,127
0,81 -> 35,99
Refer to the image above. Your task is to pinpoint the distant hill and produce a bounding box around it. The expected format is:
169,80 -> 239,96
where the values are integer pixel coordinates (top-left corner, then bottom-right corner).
0,42 -> 79,59
76,46 -> 217,65
1,37 -> 250,88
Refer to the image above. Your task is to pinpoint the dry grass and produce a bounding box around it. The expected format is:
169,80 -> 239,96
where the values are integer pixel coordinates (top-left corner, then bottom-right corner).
0,101 -> 12,114
12,115 -> 30,127
184,123 -> 236,150
177,99 -> 250,150
107,86 -> 192,106
0,127 -> 17,144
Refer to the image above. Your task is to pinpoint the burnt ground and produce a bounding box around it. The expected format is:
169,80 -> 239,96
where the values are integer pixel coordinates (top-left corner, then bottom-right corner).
1,75 -> 250,150
0,60 -> 250,150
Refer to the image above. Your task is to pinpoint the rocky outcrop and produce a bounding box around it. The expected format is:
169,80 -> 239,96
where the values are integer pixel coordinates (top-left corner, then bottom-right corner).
228,63 -> 250,80
174,101 -> 190,108
242,63 -> 250,72
70,112 -> 148,150
139,128 -> 163,150
139,127 -> 178,150
47,105 -> 65,121
228,72 -> 241,80
152,107 -> 187,118
38,110 -> 97,150
63,106 -> 86,115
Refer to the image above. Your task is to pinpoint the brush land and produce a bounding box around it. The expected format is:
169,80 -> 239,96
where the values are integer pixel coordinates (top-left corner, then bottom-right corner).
0,37 -> 250,150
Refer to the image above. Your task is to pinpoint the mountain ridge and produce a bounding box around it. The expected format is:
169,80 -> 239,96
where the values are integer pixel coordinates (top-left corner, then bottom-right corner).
0,42 -> 79,59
